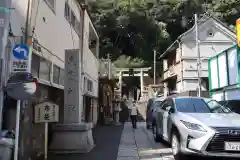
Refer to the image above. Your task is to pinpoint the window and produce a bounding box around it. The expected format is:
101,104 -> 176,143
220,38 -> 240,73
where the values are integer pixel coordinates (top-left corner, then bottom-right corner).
31,53 -> 40,78
44,0 -> 55,12
204,99 -> 232,113
87,80 -> 93,92
59,68 -> 64,86
153,100 -> 162,108
64,2 -> 80,35
71,11 -> 76,27
162,99 -> 174,111
175,98 -> 208,113
175,98 -> 232,113
39,58 -> 51,81
75,21 -> 80,34
53,65 -> 60,84
64,2 -> 70,20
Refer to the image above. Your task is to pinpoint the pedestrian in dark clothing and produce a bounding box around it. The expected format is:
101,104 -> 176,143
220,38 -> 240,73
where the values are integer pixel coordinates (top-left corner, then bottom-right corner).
100,105 -> 105,125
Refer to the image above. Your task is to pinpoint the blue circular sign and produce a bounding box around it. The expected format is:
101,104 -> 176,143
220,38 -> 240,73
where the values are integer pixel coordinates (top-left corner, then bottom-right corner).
12,44 -> 30,60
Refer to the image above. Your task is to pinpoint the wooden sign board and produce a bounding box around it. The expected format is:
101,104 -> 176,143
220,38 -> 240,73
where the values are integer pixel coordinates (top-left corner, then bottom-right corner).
34,102 -> 59,123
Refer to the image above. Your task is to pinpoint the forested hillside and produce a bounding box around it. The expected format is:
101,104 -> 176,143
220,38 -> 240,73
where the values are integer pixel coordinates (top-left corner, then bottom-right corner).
78,0 -> 240,76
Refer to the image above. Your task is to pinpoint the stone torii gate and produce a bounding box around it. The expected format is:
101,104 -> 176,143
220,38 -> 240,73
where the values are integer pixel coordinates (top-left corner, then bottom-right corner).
115,67 -> 151,99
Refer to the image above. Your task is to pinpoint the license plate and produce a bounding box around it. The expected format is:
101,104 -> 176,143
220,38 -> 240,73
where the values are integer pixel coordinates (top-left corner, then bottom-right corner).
224,142 -> 240,151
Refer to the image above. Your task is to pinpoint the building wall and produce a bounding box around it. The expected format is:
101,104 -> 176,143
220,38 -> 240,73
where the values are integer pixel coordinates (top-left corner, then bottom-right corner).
10,0 -> 28,37
82,10 -> 99,98
81,10 -> 99,124
182,79 -> 208,92
9,0 -> 82,88
8,0 -> 84,158
30,0 -> 80,69
182,42 -> 234,58
92,99 -> 98,125
163,62 -> 182,81
163,18 -> 236,95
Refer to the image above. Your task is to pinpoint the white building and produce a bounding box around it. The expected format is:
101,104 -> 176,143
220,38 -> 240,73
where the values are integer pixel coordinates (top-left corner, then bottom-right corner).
4,0 -> 99,158
160,16 -> 236,96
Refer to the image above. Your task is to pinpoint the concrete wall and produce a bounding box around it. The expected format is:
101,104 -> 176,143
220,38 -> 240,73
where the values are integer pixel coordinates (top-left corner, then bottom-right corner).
81,10 -> 99,124
180,18 -> 235,91
8,1 -> 89,158
82,10 -> 99,98
163,62 -> 182,81
163,18 -> 236,96
10,0 -> 28,38
177,91 -> 210,98
30,0 -> 80,69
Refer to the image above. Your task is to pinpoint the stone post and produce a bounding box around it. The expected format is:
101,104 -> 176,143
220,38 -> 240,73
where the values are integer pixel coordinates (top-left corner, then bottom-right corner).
140,69 -> 144,98
119,71 -> 122,97
49,49 -> 95,153
164,82 -> 168,97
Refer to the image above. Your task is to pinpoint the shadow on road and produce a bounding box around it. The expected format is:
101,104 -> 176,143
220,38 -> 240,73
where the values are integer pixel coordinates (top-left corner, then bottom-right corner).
47,125 -> 124,160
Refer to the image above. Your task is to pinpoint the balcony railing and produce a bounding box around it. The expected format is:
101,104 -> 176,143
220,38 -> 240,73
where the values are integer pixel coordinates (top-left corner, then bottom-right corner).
163,65 -> 177,80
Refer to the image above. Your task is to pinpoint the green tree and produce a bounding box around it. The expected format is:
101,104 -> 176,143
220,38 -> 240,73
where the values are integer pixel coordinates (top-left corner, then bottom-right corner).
87,0 -> 171,76
82,0 -> 239,77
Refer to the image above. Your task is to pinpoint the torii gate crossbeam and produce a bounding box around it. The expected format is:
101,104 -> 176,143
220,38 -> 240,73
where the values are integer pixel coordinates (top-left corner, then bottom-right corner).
115,67 -> 151,99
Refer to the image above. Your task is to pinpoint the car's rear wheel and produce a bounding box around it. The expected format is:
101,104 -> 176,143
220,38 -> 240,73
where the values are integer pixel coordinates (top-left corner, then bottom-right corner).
152,122 -> 161,142
171,132 -> 185,160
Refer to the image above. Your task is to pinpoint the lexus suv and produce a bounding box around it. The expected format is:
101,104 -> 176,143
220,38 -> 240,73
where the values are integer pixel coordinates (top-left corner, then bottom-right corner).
152,96 -> 240,160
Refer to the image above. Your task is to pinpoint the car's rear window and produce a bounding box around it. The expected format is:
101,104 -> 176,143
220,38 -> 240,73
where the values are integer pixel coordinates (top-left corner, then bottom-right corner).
147,99 -> 153,110
153,100 -> 162,108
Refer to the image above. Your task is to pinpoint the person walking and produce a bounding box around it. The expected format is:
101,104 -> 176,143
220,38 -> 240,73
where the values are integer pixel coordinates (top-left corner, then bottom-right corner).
130,101 -> 138,129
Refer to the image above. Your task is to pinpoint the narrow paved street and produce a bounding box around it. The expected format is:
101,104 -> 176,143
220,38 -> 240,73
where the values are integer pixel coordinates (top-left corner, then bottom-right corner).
46,102 -> 237,160
117,122 -> 173,160
46,122 -> 236,160
117,122 -> 234,160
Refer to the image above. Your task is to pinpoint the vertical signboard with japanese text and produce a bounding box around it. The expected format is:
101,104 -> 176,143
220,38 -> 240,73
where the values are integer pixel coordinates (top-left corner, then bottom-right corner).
64,49 -> 81,123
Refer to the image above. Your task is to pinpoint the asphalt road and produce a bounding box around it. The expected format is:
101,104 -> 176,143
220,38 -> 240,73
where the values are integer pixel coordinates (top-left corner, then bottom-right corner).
43,100 -> 239,160
47,124 -> 124,160
46,122 -> 239,160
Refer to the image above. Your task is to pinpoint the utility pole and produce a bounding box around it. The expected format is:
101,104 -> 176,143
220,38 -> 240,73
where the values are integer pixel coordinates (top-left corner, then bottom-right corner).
0,0 -> 11,133
18,0 -> 32,160
153,50 -> 156,85
195,14 -> 201,97
25,0 -> 32,43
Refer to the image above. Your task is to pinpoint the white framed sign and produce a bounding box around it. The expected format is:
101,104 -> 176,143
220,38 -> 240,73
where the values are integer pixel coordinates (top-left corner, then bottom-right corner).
34,102 -> 59,123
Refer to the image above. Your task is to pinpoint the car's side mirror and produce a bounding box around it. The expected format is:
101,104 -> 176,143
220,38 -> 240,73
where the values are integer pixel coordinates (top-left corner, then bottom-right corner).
168,108 -> 174,114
